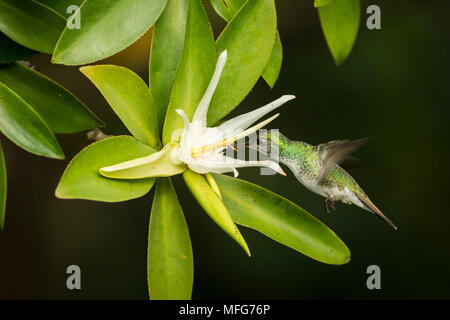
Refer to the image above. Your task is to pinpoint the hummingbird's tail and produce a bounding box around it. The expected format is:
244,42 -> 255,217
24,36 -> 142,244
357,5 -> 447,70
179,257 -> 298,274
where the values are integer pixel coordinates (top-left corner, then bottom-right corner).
353,192 -> 398,230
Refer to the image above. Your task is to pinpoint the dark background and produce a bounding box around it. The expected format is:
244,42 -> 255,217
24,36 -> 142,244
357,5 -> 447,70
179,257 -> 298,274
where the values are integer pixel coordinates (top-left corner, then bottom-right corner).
0,0 -> 449,299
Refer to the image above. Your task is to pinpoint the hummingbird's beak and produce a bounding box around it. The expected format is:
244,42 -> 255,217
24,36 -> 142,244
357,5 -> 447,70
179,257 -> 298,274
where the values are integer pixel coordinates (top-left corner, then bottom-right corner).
373,208 -> 398,231
354,192 -> 398,230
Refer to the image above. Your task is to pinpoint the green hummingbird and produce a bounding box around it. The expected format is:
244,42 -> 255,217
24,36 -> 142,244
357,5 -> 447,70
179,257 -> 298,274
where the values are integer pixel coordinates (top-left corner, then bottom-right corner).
252,131 -> 397,230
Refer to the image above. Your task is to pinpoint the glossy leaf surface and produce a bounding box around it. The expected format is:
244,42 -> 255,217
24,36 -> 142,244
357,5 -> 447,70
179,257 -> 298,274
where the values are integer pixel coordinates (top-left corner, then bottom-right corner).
0,0 -> 65,53
55,136 -> 156,202
148,178 -> 193,300
149,0 -> 188,129
0,63 -> 102,133
318,0 -> 360,65
183,170 -> 250,256
210,0 -> 282,88
162,0 -> 215,145
81,65 -> 160,148
208,0 -> 277,125
0,83 -> 63,159
213,174 -> 351,265
52,0 -> 168,65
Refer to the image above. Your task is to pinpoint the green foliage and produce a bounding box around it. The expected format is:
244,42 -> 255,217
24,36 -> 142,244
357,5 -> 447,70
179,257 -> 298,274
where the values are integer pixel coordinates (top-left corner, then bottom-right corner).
214,174 -> 351,264
0,141 -> 5,230
0,82 -> 63,159
0,63 -> 102,133
314,0 -> 333,8
162,0 -> 216,145
0,0 -> 65,53
99,142 -> 186,179
148,178 -> 193,300
261,32 -> 283,88
210,0 -> 245,21
80,65 -> 160,149
52,0 -> 168,65
210,0 -> 282,88
55,136 -> 156,202
318,0 -> 360,65
149,0 -> 188,130
35,0 -> 84,15
0,0 -> 364,298
0,32 -> 35,64
208,0 -> 277,125
183,170 -> 250,256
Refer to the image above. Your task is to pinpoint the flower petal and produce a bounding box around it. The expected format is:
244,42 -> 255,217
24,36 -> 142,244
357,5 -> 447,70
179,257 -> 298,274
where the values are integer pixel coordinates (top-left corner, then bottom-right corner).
192,50 -> 228,124
218,95 -> 295,134
100,142 -> 186,179
193,155 -> 286,177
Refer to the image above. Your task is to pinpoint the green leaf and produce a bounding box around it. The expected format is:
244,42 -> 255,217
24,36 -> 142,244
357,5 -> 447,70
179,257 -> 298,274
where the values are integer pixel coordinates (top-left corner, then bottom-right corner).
183,170 -> 250,256
100,142 -> 186,179
0,141 -> 6,230
0,32 -> 35,64
318,0 -> 360,66
210,0 -> 282,88
35,0 -> 84,15
0,82 -> 64,159
314,0 -> 333,8
148,178 -> 193,300
208,0 -> 277,125
80,65 -> 160,149
149,0 -> 188,130
0,0 -> 65,54
261,32 -> 282,88
162,0 -> 215,145
52,0 -> 168,65
55,136 -> 156,202
213,174 -> 351,265
0,63 -> 102,133
210,0 -> 245,21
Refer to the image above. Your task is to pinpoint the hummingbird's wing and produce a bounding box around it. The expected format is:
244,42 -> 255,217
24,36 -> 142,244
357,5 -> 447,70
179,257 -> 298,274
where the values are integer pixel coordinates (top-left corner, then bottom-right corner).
317,138 -> 370,183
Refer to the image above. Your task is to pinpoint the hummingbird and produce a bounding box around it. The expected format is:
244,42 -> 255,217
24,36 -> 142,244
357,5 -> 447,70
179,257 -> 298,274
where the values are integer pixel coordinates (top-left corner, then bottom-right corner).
251,131 -> 397,230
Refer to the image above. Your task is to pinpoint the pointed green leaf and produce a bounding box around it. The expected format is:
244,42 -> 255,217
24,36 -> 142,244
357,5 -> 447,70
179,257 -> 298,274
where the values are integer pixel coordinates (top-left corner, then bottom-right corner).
314,0 -> 333,8
148,178 -> 193,300
0,32 -> 35,64
210,0 -> 245,21
80,65 -> 160,149
183,170 -> 250,256
0,141 -> 6,230
100,142 -> 186,179
52,0 -> 168,65
261,32 -> 282,88
210,0 -> 282,88
55,136 -> 156,202
0,0 -> 65,54
162,0 -> 216,145
0,63 -> 102,133
208,0 -> 277,125
213,174 -> 351,265
318,0 -> 360,66
149,0 -> 188,130
0,82 -> 63,159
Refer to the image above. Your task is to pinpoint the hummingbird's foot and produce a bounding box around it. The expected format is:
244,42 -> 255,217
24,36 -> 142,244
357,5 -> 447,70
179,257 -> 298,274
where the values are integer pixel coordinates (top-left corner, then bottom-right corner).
325,197 -> 336,213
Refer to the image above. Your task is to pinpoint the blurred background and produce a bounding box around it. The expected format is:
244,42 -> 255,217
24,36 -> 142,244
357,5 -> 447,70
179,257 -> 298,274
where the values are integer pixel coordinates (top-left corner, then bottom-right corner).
0,0 -> 449,299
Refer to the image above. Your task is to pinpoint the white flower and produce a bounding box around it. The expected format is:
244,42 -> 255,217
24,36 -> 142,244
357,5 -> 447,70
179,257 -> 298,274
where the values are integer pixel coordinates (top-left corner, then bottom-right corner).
99,50 -> 295,179
174,50 -> 295,177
